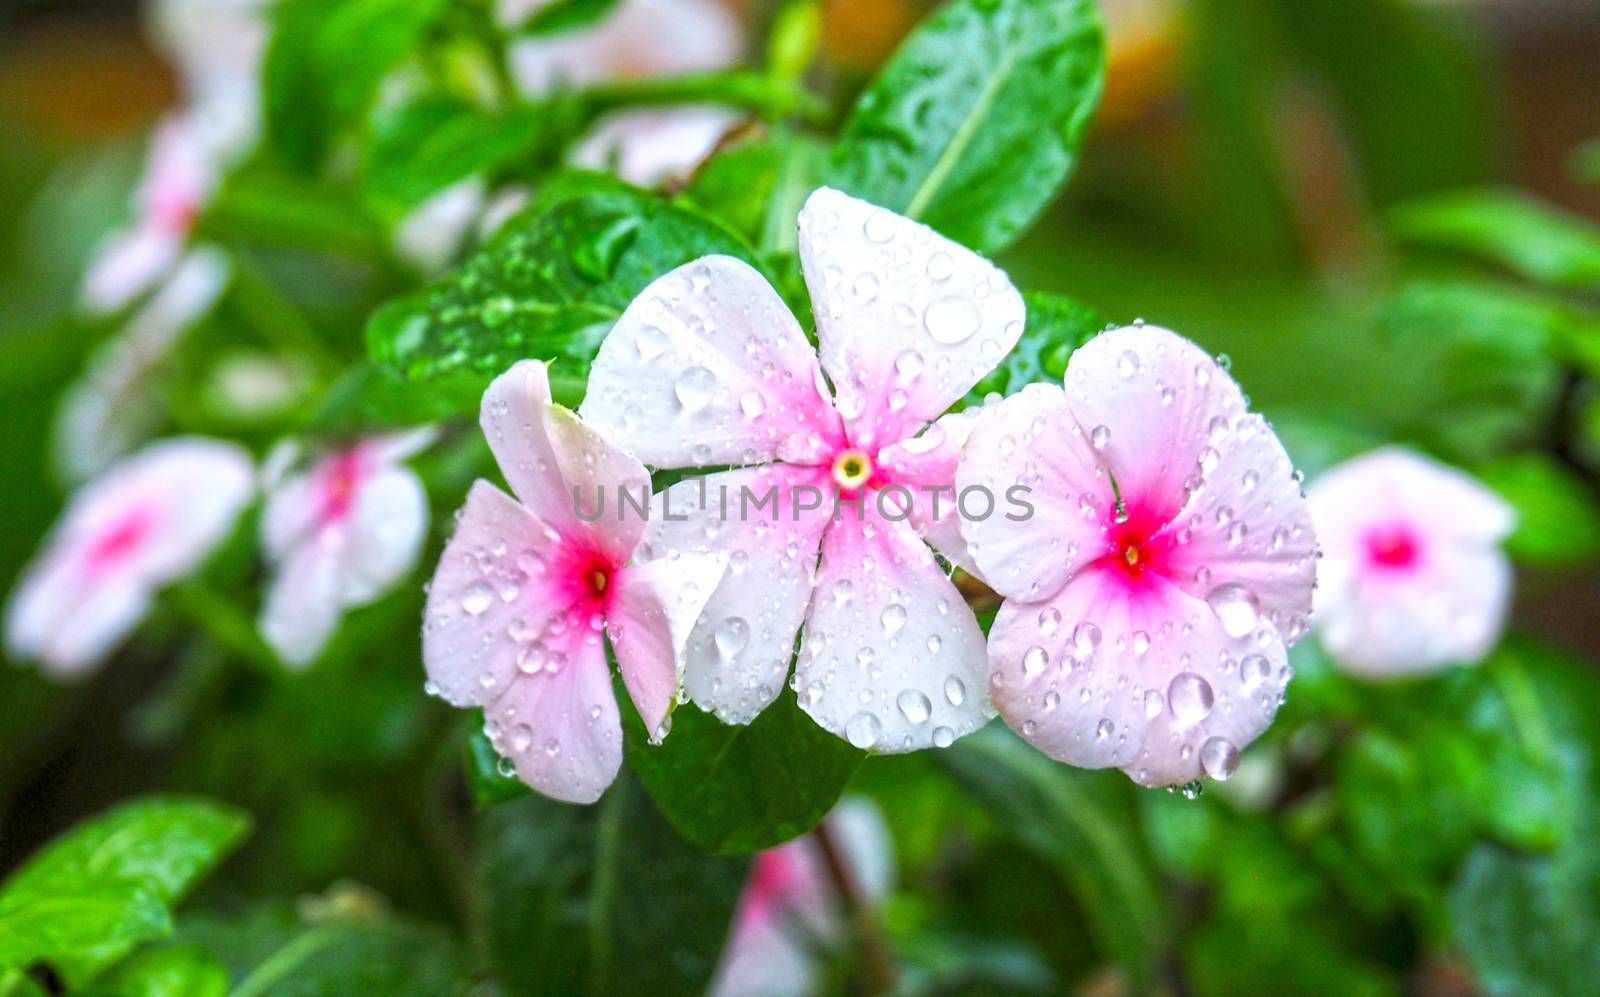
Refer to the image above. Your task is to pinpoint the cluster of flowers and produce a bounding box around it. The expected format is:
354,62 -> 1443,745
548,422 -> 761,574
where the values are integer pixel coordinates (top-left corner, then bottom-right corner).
8,179 -> 1515,805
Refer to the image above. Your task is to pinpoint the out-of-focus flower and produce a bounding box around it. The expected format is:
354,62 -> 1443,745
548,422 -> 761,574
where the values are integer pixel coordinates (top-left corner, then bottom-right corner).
152,0 -> 270,157
957,325 -> 1317,786
710,799 -> 894,997
6,438 -> 255,676
80,114 -> 222,315
1308,448 -> 1514,677
579,187 -> 1024,750
55,249 -> 231,484
503,0 -> 744,185
260,431 -> 434,668
422,360 -> 727,804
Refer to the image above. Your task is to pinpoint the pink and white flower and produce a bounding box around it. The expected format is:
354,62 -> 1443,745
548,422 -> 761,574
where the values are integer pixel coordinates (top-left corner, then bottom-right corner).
710,799 -> 894,997
152,0 -> 270,159
259,431 -> 435,668
579,187 -> 1025,750
1307,448 -> 1513,677
502,0 -> 744,186
422,360 -> 727,804
5,438 -> 255,677
81,114 -> 221,316
957,325 -> 1318,786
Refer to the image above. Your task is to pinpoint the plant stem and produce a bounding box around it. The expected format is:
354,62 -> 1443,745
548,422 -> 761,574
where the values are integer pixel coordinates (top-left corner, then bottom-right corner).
813,818 -> 898,994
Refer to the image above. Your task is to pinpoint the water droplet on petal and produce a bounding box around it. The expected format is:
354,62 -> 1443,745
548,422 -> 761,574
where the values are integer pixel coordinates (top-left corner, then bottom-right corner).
675,366 -> 717,412
1168,672 -> 1215,726
897,689 -> 932,724
1200,736 -> 1239,780
463,582 -> 493,615
944,675 -> 967,706
1022,645 -> 1049,676
1206,583 -> 1261,638
924,296 -> 982,345
846,711 -> 882,749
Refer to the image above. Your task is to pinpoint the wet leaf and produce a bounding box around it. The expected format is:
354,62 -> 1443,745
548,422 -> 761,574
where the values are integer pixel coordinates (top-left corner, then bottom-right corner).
829,0 -> 1104,254
624,688 -> 865,854
1390,188 -> 1600,290
963,292 -> 1105,406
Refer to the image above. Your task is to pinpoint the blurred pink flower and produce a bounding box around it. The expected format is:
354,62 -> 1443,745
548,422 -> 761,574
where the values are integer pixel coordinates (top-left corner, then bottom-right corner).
81,115 -> 221,315
259,431 -> 435,668
503,0 -> 743,185
710,799 -> 894,997
422,360 -> 726,804
153,0 -> 270,158
1308,448 -> 1514,677
958,325 -> 1318,786
579,187 -> 1024,749
5,438 -> 255,676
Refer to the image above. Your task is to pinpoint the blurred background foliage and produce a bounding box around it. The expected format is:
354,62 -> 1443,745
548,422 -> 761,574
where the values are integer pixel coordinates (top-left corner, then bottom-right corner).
1,0 -> 1598,994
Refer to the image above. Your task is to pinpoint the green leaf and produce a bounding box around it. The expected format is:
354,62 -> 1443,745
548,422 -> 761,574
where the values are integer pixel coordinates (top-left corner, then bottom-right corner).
265,0 -> 448,172
93,944 -> 228,997
0,797 -> 250,983
1390,189 -> 1600,290
511,0 -> 621,35
934,725 -> 1168,984
827,0 -> 1104,253
368,188 -> 762,393
362,98 -> 546,221
173,905 -> 472,997
1478,454 -> 1600,568
964,292 -> 1105,406
479,773 -> 749,995
683,131 -> 828,255
311,363 -> 494,433
1446,641 -> 1600,997
624,688 -> 865,853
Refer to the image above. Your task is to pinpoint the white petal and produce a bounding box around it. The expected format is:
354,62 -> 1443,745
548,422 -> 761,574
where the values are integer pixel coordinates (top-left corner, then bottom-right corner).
634,464 -> 834,723
338,465 -> 428,605
796,509 -> 992,753
579,256 -> 842,469
260,537 -> 343,668
606,552 -> 727,738
796,187 -> 1024,449
392,176 -> 488,273
570,108 -> 739,187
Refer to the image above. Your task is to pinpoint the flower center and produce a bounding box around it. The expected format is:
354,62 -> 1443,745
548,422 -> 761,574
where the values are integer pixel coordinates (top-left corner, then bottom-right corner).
320,449 -> 365,522
86,508 -> 154,571
1365,523 -> 1420,570
831,448 -> 873,490
588,568 -> 611,597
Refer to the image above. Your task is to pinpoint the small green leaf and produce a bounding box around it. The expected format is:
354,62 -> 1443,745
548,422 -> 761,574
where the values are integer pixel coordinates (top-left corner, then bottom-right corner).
363,98 -> 547,221
510,0 -> 620,35
1389,188 -> 1600,290
828,0 -> 1104,253
0,797 -> 250,983
480,773 -> 748,995
624,688 -> 865,854
964,292 -> 1105,406
311,363 -> 494,433
368,188 -> 762,394
935,725 -> 1168,984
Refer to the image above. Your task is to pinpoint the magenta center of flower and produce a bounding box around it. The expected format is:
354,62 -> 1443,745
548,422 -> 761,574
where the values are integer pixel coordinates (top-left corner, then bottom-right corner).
319,449 -> 366,522
85,507 -> 155,572
1364,523 -> 1421,571
1099,503 -> 1175,589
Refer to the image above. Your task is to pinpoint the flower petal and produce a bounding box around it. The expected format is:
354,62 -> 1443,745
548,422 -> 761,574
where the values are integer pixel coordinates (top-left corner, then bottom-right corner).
113,438 -> 256,583
339,465 -> 429,605
796,187 -> 1025,449
988,565 -> 1289,785
1317,546 -> 1511,677
1064,325 -> 1248,526
571,108 -> 739,187
482,360 -> 649,563
483,626 -> 621,805
579,255 -> 842,469
1155,414 -> 1317,641
422,481 -> 582,707
796,508 -> 992,753
955,383 -> 1110,601
635,463 -> 834,723
1309,447 -> 1515,550
606,552 -> 727,739
260,538 -> 343,668
876,406 -> 988,579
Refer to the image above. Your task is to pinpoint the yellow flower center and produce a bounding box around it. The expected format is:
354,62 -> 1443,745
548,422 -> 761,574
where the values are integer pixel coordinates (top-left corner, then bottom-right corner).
831,449 -> 873,490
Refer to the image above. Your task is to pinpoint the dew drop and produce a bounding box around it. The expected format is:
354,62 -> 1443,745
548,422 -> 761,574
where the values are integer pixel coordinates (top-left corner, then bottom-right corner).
714,616 -> 750,658
924,296 -> 982,345
846,711 -> 882,749
1022,645 -> 1050,676
944,675 -> 967,706
880,604 -> 908,636
674,366 -> 717,412
1200,736 -> 1239,780
897,689 -> 932,724
1206,583 -> 1261,638
462,582 -> 493,616
1168,672 -> 1215,726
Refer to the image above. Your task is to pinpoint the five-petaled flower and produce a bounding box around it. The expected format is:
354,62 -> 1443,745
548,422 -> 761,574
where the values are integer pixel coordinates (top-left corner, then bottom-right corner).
422,360 -> 727,804
1308,447 -> 1513,677
579,187 -> 1025,752
260,430 -> 435,667
957,325 -> 1318,786
6,437 -> 255,676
